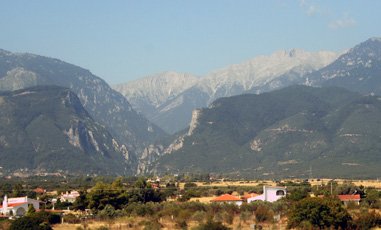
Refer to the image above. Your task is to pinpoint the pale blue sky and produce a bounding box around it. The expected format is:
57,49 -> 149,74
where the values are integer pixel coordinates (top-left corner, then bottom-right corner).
0,1 -> 379,84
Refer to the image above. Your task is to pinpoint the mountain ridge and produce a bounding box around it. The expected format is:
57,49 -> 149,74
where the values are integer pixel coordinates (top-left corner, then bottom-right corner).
115,49 -> 339,134
153,86 -> 381,179
0,85 -> 130,176
0,49 -> 167,172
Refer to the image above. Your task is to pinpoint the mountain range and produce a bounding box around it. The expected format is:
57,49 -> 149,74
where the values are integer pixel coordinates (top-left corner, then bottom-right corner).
0,86 -> 129,176
0,37 -> 381,178
127,37 -> 381,178
155,85 -> 381,179
307,37 -> 381,94
114,49 -> 339,134
115,38 -> 381,136
0,49 -> 167,170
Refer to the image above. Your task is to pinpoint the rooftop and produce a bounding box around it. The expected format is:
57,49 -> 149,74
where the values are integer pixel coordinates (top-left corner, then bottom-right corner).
211,194 -> 243,202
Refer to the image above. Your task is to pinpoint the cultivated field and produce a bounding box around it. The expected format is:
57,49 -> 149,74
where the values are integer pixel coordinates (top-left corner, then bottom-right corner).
180,178 -> 381,189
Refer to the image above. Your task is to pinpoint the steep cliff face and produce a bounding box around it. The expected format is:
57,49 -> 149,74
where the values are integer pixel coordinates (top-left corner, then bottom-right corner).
0,49 -> 167,173
136,109 -> 204,174
0,86 -> 130,176
153,86 -> 381,178
187,109 -> 202,136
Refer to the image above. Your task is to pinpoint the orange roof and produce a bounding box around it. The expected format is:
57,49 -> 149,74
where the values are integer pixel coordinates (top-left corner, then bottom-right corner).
338,194 -> 360,201
0,202 -> 27,208
242,193 -> 259,200
34,188 -> 45,194
211,194 -> 242,202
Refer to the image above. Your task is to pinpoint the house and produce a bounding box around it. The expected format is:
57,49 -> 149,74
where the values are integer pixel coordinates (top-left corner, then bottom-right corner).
60,190 -> 80,203
338,194 -> 361,206
0,195 -> 40,216
210,194 -> 243,206
247,186 -> 287,203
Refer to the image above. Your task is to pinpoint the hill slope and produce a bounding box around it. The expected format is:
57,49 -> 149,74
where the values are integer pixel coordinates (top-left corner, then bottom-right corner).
155,86 -> 381,179
0,86 -> 130,176
0,49 -> 167,169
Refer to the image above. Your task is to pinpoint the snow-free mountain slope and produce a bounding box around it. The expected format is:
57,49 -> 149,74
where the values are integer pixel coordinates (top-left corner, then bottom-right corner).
0,49 -> 167,171
155,86 -> 381,179
0,86 -> 130,176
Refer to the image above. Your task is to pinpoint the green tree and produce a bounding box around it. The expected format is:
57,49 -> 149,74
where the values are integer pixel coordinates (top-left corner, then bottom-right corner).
72,190 -> 88,211
26,204 -> 36,216
98,204 -> 116,219
365,188 -> 380,208
12,183 -> 24,197
287,197 -> 351,229
286,187 -> 309,201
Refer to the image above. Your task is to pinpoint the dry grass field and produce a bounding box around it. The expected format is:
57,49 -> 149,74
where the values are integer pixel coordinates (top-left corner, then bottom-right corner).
52,216 -> 287,230
180,178 -> 381,190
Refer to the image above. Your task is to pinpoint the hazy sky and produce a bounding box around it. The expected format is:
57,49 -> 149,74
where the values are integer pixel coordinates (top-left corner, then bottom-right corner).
0,1 -> 380,84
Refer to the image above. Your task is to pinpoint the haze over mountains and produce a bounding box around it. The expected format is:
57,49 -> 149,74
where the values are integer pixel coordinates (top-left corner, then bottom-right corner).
0,37 -> 381,178
114,49 -> 339,134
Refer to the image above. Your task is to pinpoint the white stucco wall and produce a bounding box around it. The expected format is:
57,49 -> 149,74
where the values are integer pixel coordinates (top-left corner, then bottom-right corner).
247,186 -> 286,203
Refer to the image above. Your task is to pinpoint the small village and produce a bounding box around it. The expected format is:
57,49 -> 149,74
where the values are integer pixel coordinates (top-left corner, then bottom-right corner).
0,176 -> 380,229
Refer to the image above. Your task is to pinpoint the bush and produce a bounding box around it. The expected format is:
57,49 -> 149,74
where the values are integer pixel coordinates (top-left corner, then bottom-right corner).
95,226 -> 109,230
29,211 -> 61,225
352,210 -> 381,229
240,211 -> 252,223
9,216 -> 52,230
62,213 -> 80,224
255,205 -> 273,223
193,219 -> 230,230
184,182 -> 198,188
191,210 -> 206,223
97,204 -> 116,219
138,219 -> 162,230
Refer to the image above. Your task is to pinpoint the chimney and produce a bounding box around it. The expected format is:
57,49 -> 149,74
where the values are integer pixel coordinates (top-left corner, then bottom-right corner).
2,195 -> 8,215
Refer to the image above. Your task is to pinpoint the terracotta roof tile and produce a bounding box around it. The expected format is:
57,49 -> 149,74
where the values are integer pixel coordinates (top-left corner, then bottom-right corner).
338,194 -> 361,201
211,194 -> 242,202
0,202 -> 27,208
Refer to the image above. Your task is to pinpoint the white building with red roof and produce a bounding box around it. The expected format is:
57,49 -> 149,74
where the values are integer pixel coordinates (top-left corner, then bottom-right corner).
60,190 -> 80,203
210,194 -> 243,206
0,195 -> 40,216
338,194 -> 361,206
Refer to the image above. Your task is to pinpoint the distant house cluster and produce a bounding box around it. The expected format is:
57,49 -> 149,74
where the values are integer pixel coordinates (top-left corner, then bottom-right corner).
210,185 -> 364,208
0,189 -> 81,218
211,186 -> 287,206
